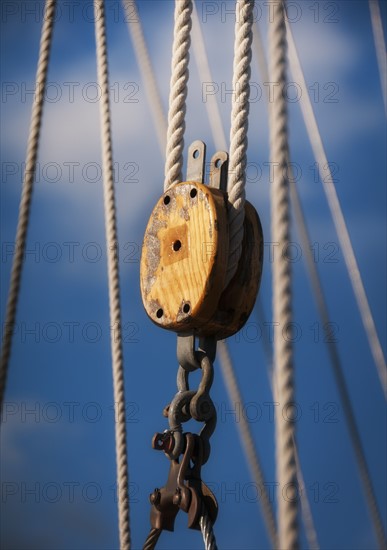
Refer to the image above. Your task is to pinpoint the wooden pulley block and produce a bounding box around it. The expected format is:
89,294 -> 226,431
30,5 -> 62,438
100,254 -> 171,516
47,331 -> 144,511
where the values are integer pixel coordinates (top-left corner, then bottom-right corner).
198,200 -> 264,340
140,141 -> 229,332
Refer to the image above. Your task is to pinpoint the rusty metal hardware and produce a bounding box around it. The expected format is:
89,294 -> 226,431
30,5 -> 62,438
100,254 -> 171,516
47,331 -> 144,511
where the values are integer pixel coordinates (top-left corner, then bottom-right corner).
143,140 -> 264,548
165,336 -> 217,462
152,431 -> 175,455
149,432 -> 218,533
177,333 -> 216,371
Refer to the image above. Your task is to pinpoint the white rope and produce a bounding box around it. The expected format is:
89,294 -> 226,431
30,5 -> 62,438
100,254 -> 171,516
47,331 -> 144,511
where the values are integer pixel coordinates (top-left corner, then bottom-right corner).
123,0 -> 167,158
191,10 -> 278,544
289,171 -> 387,550
199,505 -> 218,550
218,341 -> 277,547
369,0 -> 387,116
292,179 -> 386,550
292,436 -> 319,550
191,2 -> 227,153
286,20 -> 387,399
226,0 -> 255,285
252,22 -> 269,86
254,16 -> 385,549
269,2 -> 298,548
94,1 -> 131,548
256,300 -> 321,550
192,10 -> 318,548
0,0 -> 56,416
164,0 -> 193,190
128,7 -> 279,545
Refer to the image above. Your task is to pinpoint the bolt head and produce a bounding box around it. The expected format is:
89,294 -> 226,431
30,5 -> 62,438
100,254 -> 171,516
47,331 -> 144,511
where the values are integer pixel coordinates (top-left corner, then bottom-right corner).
173,488 -> 181,506
150,488 -> 161,505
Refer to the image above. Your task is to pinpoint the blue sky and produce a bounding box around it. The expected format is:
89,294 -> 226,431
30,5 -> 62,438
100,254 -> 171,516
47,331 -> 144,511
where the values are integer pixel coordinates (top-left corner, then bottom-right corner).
1,1 -> 386,549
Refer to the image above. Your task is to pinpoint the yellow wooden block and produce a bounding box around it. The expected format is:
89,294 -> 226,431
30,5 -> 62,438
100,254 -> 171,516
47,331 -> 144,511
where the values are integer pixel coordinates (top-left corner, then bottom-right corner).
140,181 -> 229,332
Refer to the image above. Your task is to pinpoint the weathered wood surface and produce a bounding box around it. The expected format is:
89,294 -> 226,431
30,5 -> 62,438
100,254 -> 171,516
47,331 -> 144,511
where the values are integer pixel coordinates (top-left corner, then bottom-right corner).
199,201 -> 264,339
140,181 -> 229,331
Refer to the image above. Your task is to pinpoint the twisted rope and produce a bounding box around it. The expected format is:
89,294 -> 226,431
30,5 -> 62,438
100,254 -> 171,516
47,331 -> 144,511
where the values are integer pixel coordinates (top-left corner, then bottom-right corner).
142,527 -> 162,550
286,20 -> 387,399
255,13 -> 383,547
289,162 -> 386,550
130,7 -> 278,546
191,2 -> 227,152
226,0 -> 255,285
252,26 -> 319,541
200,505 -> 218,550
369,0 -> 387,116
0,0 -> 56,417
269,2 -> 298,549
218,340 -> 277,547
123,0 -> 167,157
164,0 -> 193,190
94,1 -> 131,548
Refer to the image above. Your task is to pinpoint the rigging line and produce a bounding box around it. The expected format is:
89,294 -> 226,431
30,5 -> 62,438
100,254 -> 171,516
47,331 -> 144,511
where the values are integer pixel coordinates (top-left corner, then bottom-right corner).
94,1 -> 131,548
164,0 -> 193,190
254,300 -> 320,550
253,12 -> 385,548
252,22 -> 269,86
130,3 -> 316,547
200,503 -> 218,550
254,15 -> 385,541
291,430 -> 319,550
369,0 -> 387,116
193,7 -> 318,548
191,2 -> 227,152
286,20 -> 387,400
0,0 -> 57,417
142,527 -> 162,550
269,1 -> 298,548
130,3 -> 315,547
270,356 -> 320,550
254,10 -> 385,548
226,0 -> 255,286
122,0 -> 167,158
289,175 -> 387,550
129,5 -> 277,546
217,341 -> 277,548
191,7 -> 280,546
254,305 -> 321,550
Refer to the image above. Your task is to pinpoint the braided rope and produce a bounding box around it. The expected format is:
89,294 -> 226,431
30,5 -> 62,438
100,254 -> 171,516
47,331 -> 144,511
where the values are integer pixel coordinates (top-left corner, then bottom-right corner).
226,0 -> 255,285
200,505 -> 218,550
94,1 -> 131,548
164,0 -> 193,190
269,2 -> 298,549
0,0 -> 56,417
